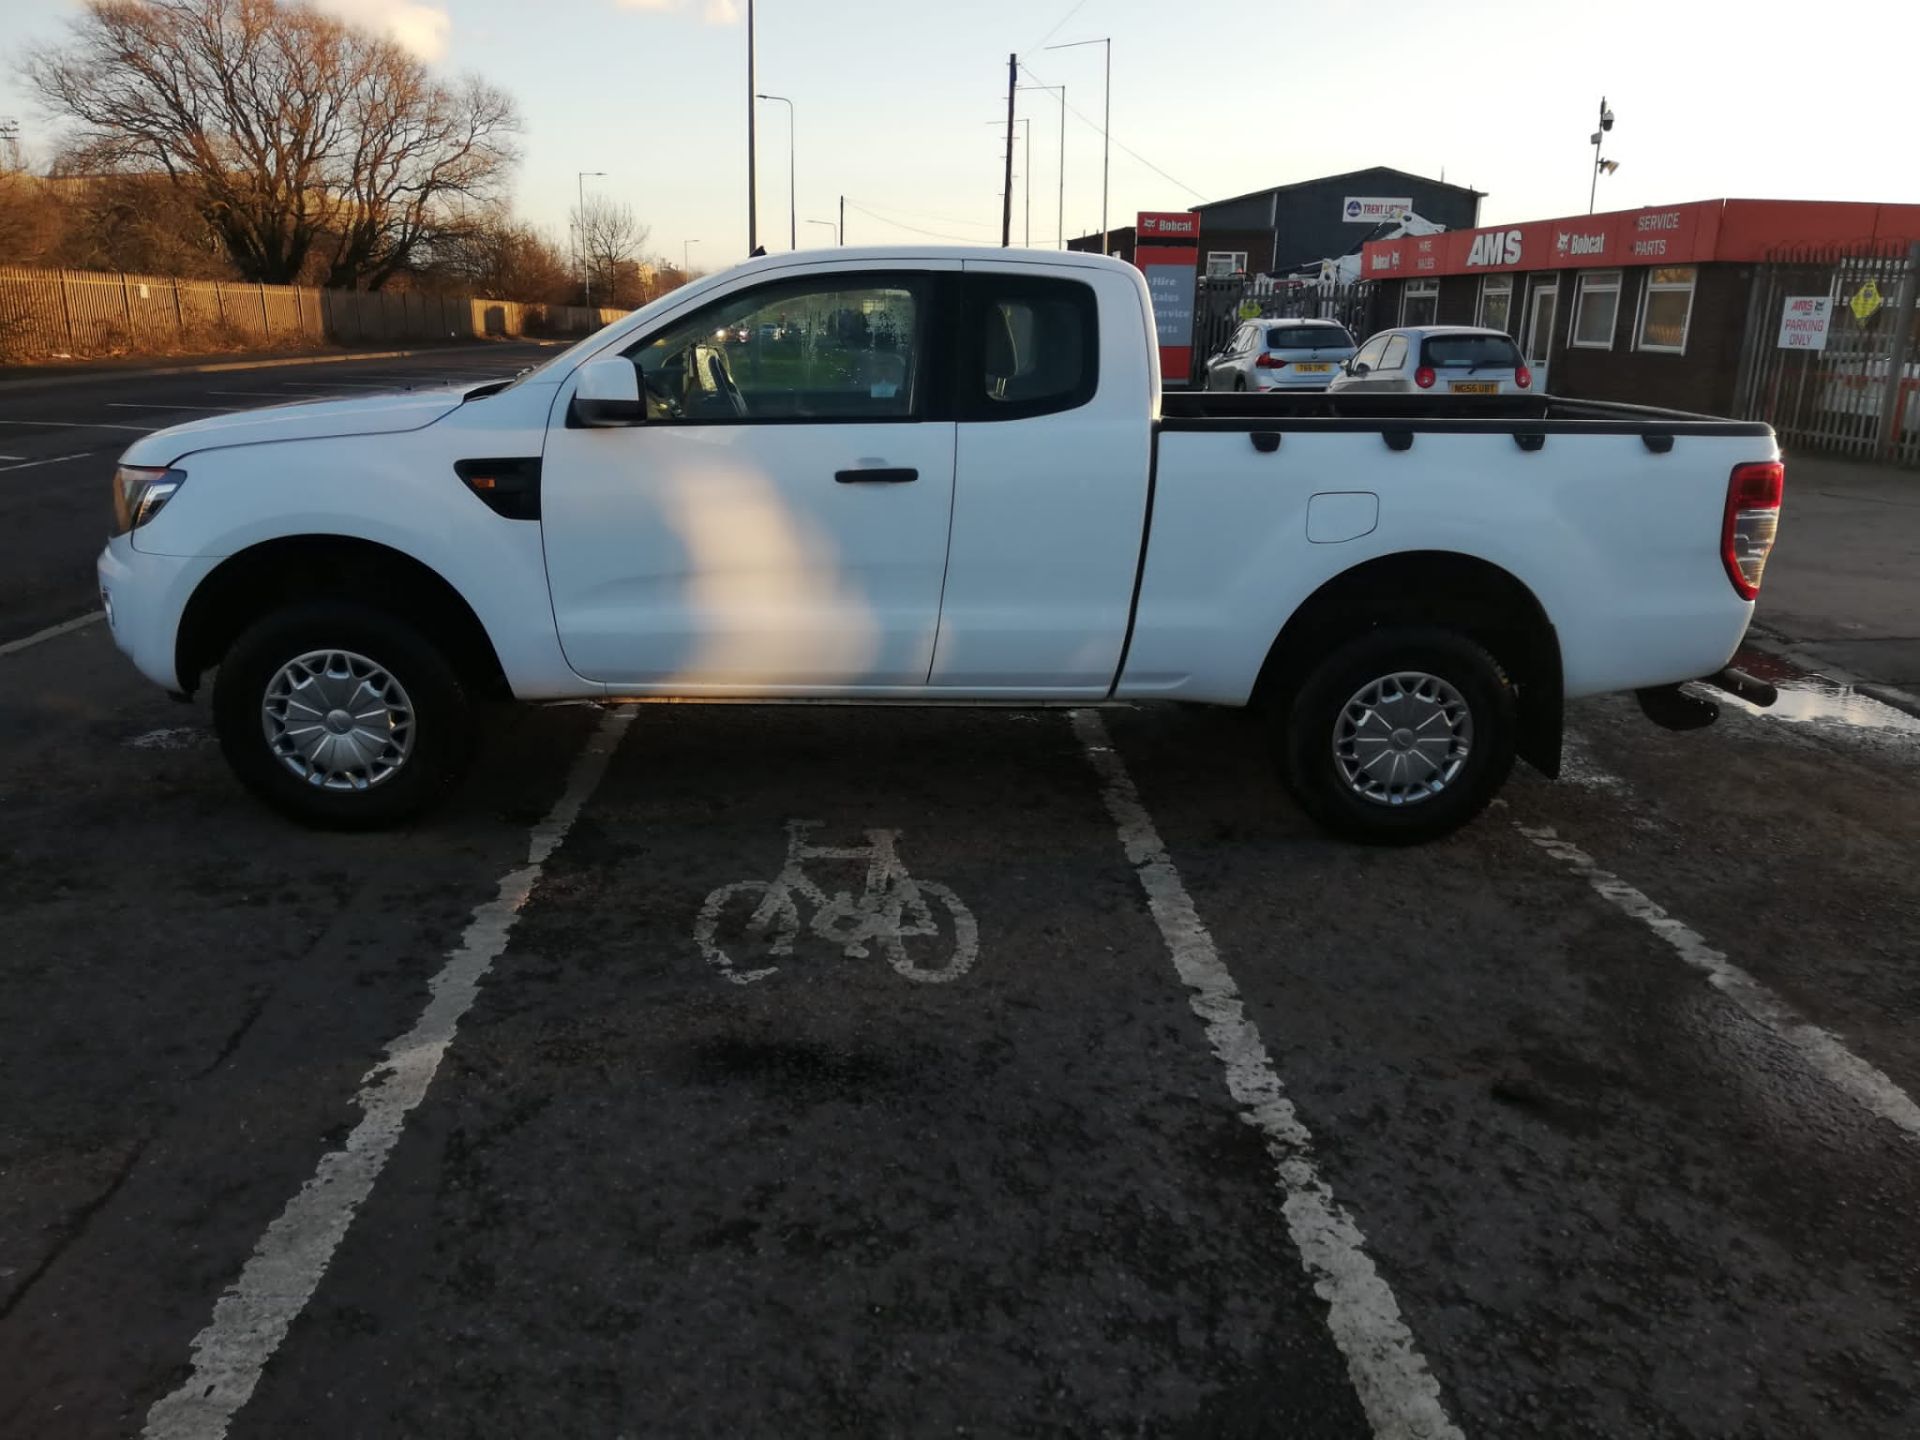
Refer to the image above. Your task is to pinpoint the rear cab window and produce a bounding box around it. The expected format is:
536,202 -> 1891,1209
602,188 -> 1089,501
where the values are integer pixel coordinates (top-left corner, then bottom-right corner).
1422,333 -> 1522,370
964,274 -> 1099,420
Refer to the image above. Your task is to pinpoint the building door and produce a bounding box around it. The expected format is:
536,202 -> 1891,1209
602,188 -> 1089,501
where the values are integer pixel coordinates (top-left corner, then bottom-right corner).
1525,278 -> 1559,392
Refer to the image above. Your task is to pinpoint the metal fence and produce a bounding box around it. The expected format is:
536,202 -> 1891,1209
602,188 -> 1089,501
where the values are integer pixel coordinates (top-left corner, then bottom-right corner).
0,264 -> 628,362
1733,242 -> 1920,468
1188,276 -> 1377,384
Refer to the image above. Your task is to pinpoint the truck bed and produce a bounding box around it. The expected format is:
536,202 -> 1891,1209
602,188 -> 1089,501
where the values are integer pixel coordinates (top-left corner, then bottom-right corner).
1159,390 -> 1772,437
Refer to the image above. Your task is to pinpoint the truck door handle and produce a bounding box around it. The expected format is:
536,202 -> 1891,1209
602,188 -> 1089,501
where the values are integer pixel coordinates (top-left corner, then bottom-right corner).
835,467 -> 918,484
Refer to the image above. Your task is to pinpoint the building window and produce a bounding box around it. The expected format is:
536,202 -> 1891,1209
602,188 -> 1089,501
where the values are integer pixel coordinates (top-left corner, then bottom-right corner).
1571,270 -> 1622,349
1478,276 -> 1514,334
1206,251 -> 1247,278
1402,280 -> 1440,327
1636,266 -> 1696,353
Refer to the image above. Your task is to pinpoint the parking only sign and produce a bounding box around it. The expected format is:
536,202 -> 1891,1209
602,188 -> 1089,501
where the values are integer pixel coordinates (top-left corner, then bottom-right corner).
1778,295 -> 1832,350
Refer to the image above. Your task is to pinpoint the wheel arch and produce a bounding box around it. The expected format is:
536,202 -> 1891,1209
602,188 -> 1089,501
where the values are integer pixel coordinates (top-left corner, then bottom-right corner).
175,535 -> 510,700
1253,549 -> 1563,778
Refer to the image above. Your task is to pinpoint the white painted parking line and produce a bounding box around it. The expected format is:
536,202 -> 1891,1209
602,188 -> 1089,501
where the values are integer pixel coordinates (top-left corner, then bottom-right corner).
0,419 -> 150,432
1070,710 -> 1463,1440
0,452 -> 94,473
1517,823 -> 1920,1143
0,610 -> 104,657
141,707 -> 632,1440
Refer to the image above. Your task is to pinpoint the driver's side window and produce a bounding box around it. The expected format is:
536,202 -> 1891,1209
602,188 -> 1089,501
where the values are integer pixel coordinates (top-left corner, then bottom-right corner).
627,273 -> 929,423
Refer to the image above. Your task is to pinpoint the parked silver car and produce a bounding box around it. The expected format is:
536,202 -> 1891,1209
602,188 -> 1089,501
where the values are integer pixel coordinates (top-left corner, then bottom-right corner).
1327,325 -> 1533,395
1202,318 -> 1357,391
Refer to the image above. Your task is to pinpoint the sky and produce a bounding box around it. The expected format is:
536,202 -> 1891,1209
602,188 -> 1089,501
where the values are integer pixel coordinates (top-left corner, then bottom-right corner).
4,0 -> 1919,271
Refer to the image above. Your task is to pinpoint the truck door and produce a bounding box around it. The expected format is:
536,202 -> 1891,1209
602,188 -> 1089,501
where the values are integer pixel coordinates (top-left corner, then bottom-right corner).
930,264 -> 1152,694
540,265 -> 958,690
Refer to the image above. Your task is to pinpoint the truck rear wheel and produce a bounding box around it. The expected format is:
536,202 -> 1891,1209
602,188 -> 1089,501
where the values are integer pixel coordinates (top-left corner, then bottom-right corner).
212,601 -> 475,829
1278,626 -> 1516,845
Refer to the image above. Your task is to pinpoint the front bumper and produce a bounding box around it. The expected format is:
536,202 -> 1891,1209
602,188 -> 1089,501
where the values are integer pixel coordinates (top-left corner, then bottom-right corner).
97,538 -> 213,693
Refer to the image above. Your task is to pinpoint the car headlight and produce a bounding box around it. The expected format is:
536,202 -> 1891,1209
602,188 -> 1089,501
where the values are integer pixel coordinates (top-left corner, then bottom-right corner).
111,465 -> 186,536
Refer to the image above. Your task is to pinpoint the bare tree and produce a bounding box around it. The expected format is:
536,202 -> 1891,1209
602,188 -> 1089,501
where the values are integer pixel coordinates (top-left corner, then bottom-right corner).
23,0 -> 521,289
429,210 -> 573,303
572,194 -> 648,306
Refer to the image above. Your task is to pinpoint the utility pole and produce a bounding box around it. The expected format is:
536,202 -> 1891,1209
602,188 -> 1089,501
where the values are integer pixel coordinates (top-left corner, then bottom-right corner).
985,117 -> 1031,245
839,194 -> 845,245
1001,53 -> 1017,248
1046,37 -> 1111,254
746,0 -> 758,253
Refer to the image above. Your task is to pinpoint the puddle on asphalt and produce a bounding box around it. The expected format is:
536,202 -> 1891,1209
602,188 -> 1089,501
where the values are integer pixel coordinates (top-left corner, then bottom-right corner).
1703,648 -> 1920,738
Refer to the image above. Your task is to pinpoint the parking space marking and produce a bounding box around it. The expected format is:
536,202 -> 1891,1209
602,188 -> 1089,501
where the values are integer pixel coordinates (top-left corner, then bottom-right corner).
1070,710 -> 1463,1440
0,452 -> 94,473
141,707 -> 633,1440
1517,823 -> 1920,1143
0,610 -> 104,657
105,403 -> 236,412
0,419 -> 150,432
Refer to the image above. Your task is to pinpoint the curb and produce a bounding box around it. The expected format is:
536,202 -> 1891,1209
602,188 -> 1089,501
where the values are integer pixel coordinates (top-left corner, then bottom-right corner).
0,340 -> 564,394
1741,626 -> 1920,722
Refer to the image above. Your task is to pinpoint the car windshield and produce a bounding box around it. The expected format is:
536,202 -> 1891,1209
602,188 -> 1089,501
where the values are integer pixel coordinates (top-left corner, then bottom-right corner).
1267,326 -> 1351,350
1423,334 -> 1521,369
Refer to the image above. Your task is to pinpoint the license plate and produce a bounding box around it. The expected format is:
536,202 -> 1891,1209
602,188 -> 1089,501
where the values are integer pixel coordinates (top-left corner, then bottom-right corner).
1450,381 -> 1498,394
1294,363 -> 1332,373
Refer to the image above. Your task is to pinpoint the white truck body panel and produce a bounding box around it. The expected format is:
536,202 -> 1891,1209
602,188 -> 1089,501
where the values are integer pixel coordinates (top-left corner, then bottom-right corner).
98,245 -> 1774,741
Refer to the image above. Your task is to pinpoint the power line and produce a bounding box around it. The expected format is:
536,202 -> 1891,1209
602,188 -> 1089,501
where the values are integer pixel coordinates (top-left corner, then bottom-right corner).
845,203 -> 985,243
846,197 -> 999,230
1018,60 -> 1207,203
1031,0 -> 1087,49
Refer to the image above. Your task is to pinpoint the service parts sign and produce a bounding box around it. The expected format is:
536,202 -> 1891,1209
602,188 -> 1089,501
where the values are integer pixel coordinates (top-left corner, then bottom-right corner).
1344,196 -> 1412,225
1135,212 -> 1201,386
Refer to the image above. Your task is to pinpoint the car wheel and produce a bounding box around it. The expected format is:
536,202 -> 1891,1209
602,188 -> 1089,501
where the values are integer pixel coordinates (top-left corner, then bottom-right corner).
1276,626 -> 1515,845
1234,375 -> 1247,392
212,601 -> 475,829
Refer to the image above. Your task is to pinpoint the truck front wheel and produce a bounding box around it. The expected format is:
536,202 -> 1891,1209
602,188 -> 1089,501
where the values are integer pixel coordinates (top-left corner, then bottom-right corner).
212,601 -> 475,829
1278,626 -> 1516,845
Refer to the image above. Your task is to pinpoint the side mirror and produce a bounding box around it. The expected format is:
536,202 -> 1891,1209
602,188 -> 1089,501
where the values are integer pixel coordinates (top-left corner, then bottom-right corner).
571,355 -> 644,427
1351,362 -> 1371,376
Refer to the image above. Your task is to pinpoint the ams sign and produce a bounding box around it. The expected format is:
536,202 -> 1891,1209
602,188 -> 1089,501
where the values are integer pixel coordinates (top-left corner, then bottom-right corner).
1465,230 -> 1523,267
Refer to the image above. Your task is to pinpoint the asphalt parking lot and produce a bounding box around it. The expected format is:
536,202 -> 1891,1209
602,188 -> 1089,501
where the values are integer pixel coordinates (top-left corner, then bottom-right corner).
3,349 -> 1919,1437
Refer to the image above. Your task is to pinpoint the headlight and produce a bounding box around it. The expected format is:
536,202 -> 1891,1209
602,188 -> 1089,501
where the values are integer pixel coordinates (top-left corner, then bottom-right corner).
111,465 -> 186,536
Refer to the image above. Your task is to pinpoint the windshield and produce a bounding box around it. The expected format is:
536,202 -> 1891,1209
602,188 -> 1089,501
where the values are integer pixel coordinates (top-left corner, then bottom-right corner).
1267,326 -> 1352,350
1423,334 -> 1522,369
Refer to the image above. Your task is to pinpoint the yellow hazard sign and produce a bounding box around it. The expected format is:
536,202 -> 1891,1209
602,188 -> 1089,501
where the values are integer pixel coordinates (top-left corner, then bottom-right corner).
1237,299 -> 1261,320
1850,281 -> 1883,323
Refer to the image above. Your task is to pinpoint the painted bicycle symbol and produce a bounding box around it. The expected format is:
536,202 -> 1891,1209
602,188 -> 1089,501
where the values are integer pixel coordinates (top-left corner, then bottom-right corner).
695,821 -> 979,985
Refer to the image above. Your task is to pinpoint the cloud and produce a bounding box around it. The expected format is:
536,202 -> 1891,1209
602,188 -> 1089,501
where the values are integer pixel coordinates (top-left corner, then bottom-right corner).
613,0 -> 742,22
313,0 -> 454,60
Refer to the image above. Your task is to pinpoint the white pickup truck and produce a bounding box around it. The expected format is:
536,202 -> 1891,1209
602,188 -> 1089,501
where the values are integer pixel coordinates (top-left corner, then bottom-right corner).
97,248 -> 1783,842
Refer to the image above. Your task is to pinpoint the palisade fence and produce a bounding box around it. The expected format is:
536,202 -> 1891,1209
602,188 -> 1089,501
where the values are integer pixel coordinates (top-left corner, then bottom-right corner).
1732,241 -> 1920,468
0,264 -> 628,362
1188,276 -> 1378,384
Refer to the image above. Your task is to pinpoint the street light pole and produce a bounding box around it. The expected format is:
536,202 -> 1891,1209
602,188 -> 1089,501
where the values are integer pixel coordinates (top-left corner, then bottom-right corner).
684,238 -> 699,274
1588,96 -> 1616,215
1045,37 -> 1111,254
577,170 -> 606,305
806,219 -> 837,245
1017,82 -> 1066,248
746,0 -> 757,253
756,93 -> 796,251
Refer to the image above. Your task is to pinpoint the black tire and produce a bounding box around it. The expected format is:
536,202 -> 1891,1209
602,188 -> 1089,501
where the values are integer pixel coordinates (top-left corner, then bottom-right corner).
1233,375 -> 1248,391
1277,626 -> 1515,845
212,601 -> 475,829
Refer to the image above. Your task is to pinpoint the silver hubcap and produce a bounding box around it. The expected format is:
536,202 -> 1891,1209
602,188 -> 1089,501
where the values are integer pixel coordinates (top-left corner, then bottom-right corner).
262,649 -> 415,791
1333,670 -> 1473,807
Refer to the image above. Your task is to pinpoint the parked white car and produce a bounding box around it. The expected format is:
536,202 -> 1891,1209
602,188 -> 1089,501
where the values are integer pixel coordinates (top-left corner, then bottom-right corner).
1329,325 -> 1533,395
99,248 -> 1781,843
1203,318 -> 1356,391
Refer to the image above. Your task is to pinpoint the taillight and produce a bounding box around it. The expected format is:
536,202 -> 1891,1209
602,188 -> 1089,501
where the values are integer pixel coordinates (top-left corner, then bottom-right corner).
1255,353 -> 1285,368
1414,366 -> 1435,389
1722,460 -> 1784,600
1514,365 -> 1532,389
